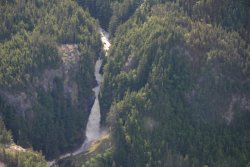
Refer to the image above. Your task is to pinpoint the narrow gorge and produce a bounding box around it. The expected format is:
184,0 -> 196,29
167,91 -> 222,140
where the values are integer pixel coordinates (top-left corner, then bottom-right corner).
49,28 -> 111,166
0,1 -> 249,167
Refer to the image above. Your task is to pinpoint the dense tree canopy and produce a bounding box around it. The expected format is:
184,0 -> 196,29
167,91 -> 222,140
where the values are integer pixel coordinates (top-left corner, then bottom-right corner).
0,0 -> 249,166
0,0 -> 102,160
0,117 -> 47,167
98,1 -> 250,166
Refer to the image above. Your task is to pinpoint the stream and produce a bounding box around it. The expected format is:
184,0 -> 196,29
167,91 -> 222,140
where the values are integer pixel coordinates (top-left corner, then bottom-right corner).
48,28 -> 110,167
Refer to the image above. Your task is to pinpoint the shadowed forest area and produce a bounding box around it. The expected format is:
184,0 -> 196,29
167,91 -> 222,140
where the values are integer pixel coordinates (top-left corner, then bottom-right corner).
0,0 -> 249,166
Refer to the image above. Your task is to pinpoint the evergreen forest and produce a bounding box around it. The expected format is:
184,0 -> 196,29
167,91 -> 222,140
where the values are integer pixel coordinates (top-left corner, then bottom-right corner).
0,0 -> 249,166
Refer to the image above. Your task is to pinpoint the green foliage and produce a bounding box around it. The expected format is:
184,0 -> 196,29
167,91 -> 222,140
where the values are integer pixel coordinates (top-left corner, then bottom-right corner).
108,0 -> 144,36
0,117 -> 12,145
108,0 -> 249,39
81,148 -> 114,167
77,0 -> 112,30
16,150 -> 47,167
0,0 -> 102,160
0,0 -> 102,88
0,148 -> 47,167
0,117 -> 46,167
77,0 -> 145,36
1,0 -> 249,165
0,31 -> 59,88
100,1 -> 250,166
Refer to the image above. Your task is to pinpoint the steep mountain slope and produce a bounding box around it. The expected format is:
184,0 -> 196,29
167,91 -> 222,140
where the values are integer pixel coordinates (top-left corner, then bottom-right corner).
1,0 -> 249,166
97,1 -> 250,167
0,0 -> 102,160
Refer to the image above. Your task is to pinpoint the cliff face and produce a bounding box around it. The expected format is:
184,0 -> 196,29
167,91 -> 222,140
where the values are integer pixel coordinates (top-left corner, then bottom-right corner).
1,44 -> 90,116
0,0 -> 103,161
0,44 -> 96,159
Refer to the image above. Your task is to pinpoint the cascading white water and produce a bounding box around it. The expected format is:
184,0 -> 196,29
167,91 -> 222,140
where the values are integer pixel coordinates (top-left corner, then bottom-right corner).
72,58 -> 103,155
48,28 -> 110,166
100,28 -> 110,53
85,58 -> 103,139
74,28 -> 110,152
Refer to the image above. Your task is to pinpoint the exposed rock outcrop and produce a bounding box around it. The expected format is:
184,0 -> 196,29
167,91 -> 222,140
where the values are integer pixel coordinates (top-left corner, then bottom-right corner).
0,44 -> 83,115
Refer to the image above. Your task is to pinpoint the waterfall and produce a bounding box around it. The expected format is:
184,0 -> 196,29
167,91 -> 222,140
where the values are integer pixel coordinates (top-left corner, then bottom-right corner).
48,28 -> 110,166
